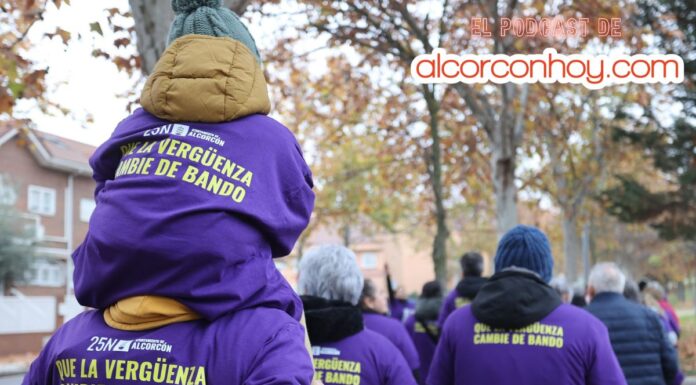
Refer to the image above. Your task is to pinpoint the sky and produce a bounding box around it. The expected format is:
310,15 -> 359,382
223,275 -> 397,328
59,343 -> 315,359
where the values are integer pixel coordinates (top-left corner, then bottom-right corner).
14,0 -> 335,147
15,0 -> 134,146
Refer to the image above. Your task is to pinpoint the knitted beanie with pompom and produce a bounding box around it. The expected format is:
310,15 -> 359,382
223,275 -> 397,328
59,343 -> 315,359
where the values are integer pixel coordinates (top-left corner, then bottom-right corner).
167,0 -> 261,63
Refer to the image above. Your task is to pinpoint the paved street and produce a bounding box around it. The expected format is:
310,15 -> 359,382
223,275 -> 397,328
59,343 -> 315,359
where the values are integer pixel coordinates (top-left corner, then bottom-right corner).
0,374 -> 23,385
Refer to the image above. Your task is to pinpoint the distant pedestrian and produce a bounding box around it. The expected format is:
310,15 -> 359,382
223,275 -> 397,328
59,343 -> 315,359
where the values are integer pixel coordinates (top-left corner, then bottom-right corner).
299,245 -> 417,385
405,281 -> 443,381
361,278 -> 421,382
645,281 -> 681,338
438,251 -> 487,325
386,264 -> 416,322
550,276 -> 573,303
586,263 -> 680,385
624,278 -> 642,303
571,291 -> 588,307
428,225 -> 627,385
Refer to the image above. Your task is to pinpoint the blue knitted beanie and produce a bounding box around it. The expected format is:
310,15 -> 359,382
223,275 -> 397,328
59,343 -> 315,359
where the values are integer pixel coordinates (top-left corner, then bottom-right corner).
494,225 -> 554,282
167,0 -> 261,63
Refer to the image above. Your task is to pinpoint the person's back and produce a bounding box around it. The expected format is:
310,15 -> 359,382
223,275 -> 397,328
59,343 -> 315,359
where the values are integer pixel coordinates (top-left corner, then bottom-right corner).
360,279 -> 421,375
363,312 -> 421,373
438,252 -> 487,326
428,226 -> 627,385
406,280 -> 443,380
429,272 -> 626,385
313,329 -> 415,385
303,296 -> 417,385
76,105 -> 312,320
586,264 -> 679,385
23,307 -> 313,384
24,2 -> 316,384
587,293 -> 678,385
405,315 -> 437,381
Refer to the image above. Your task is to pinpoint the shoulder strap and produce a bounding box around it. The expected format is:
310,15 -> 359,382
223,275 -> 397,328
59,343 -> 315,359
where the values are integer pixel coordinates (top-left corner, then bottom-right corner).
416,317 -> 439,343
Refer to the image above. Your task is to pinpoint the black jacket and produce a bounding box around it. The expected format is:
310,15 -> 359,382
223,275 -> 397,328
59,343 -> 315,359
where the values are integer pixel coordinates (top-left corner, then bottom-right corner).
586,292 -> 679,385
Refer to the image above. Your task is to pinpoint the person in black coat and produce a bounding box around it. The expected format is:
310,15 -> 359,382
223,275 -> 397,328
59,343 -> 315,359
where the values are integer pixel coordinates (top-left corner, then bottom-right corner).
586,263 -> 680,385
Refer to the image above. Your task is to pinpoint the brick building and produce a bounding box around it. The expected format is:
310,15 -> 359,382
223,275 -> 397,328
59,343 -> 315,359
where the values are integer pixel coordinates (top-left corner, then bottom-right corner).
0,123 -> 96,356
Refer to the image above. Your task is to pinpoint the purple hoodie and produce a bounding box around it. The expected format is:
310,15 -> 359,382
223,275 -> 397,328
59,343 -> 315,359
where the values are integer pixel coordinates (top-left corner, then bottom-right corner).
363,312 -> 420,371
427,271 -> 627,385
22,307 -> 313,385
72,109 -> 314,321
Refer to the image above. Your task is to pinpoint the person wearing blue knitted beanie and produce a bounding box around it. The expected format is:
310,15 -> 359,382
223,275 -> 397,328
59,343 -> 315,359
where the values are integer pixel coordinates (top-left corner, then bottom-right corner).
494,225 -> 554,282
428,224 -> 627,385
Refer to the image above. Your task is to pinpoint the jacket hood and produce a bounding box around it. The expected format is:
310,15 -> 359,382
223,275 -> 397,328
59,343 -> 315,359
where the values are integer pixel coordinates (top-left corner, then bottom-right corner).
104,296 -> 200,331
455,276 -> 488,301
301,296 -> 364,344
471,269 -> 561,329
141,34 -> 271,123
415,297 -> 442,321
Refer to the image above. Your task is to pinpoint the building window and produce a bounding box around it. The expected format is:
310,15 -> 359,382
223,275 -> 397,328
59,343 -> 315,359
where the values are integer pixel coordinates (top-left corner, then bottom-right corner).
25,260 -> 65,287
27,185 -> 56,216
79,199 -> 96,222
360,252 -> 378,269
0,174 -> 17,205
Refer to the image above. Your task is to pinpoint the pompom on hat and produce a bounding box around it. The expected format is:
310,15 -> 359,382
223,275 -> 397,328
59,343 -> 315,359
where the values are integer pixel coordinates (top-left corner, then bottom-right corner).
167,0 -> 261,63
494,225 -> 554,283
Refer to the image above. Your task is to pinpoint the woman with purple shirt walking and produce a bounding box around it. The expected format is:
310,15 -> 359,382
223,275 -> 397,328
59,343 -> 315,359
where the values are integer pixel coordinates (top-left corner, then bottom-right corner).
360,279 -> 422,382
298,245 -> 418,385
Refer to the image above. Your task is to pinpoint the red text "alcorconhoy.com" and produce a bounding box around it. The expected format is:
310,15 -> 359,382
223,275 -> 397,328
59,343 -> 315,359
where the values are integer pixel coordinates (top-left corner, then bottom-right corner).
411,48 -> 684,89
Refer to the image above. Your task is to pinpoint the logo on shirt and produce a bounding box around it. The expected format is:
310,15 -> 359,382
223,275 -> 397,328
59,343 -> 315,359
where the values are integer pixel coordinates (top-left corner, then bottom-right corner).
113,340 -> 133,352
171,124 -> 190,137
312,346 -> 341,356
87,336 -> 173,353
143,124 -> 226,147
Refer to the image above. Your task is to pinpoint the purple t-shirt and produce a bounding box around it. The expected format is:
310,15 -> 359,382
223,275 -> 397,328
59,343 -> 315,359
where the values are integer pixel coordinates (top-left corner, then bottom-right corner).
363,313 -> 420,371
427,304 -> 627,385
22,307 -> 313,385
437,289 -> 464,327
404,315 -> 437,381
389,299 -> 415,322
312,329 -> 417,385
73,109 -> 314,321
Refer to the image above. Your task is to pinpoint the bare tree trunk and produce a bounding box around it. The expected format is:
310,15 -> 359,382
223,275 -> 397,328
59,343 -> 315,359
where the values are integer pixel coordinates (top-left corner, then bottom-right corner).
452,81 -> 527,240
491,145 -> 519,238
423,85 -> 449,286
431,122 -> 449,287
129,0 -> 252,74
342,224 -> 351,247
562,213 -> 582,283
